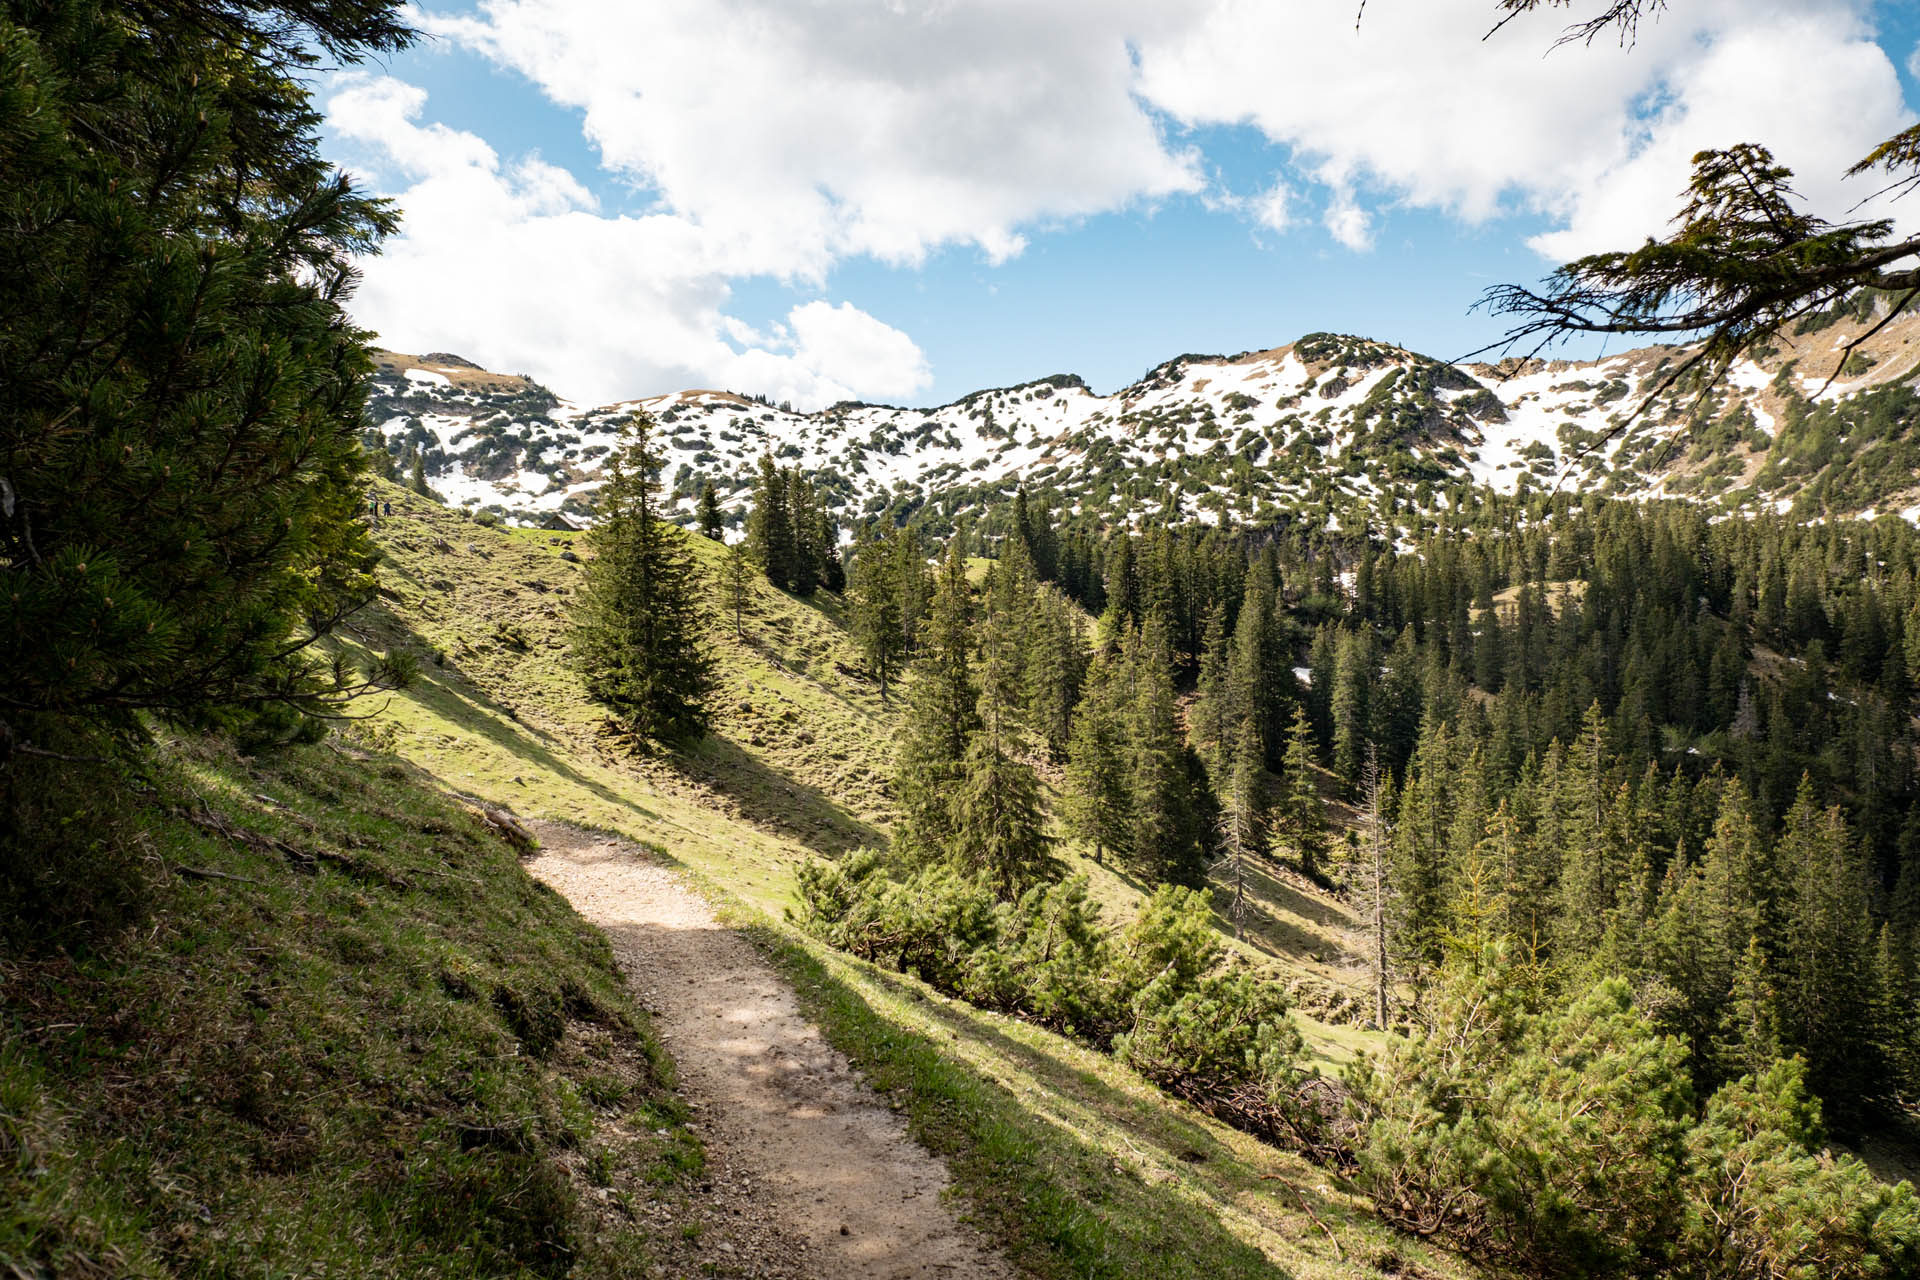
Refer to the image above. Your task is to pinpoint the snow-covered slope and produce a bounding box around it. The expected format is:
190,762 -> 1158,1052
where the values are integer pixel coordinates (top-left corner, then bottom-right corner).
363,292 -> 1920,531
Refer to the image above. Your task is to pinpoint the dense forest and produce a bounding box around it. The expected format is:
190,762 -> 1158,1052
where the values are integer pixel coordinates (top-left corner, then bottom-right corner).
785,482 -> 1920,1275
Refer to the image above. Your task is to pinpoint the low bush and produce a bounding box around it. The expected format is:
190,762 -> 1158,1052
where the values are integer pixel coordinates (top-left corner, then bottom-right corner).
793,856 -> 1310,1141
1345,949 -> 1920,1279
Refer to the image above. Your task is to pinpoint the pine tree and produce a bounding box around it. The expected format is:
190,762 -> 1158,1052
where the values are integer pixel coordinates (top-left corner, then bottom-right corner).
1773,781 -> 1885,1124
1280,706 -> 1328,881
848,535 -> 905,700
698,482 -> 724,540
568,414 -> 714,744
953,629 -> 1054,897
1024,589 -> 1087,760
893,542 -> 980,862
747,455 -> 795,589
1123,620 -> 1204,887
893,527 -> 932,654
1218,725 -> 1267,940
0,0 -> 414,754
722,540 -> 753,641
1331,627 -> 1375,786
786,471 -> 822,596
1353,748 -> 1394,1028
1064,652 -> 1130,863
1191,602 -> 1233,780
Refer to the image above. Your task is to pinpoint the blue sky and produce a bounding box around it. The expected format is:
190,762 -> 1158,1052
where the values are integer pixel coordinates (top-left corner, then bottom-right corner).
320,1 -> 1920,408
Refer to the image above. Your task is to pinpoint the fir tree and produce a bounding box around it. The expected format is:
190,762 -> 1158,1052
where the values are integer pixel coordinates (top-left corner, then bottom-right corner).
568,414 -> 714,744
698,482 -> 724,540
893,542 -> 980,862
0,0 -> 415,753
722,540 -> 753,641
848,535 -> 905,700
1064,652 -> 1130,863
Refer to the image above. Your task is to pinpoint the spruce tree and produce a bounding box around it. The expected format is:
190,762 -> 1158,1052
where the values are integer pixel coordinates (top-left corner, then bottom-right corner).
1064,652 -> 1130,863
1,0 -> 414,751
722,540 -> 753,641
848,535 -> 905,700
893,542 -> 980,862
698,482 -> 724,540
568,414 -> 714,744
747,455 -> 795,589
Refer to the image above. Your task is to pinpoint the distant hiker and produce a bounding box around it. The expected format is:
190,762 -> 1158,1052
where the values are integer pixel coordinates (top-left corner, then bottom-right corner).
384,501 -> 393,516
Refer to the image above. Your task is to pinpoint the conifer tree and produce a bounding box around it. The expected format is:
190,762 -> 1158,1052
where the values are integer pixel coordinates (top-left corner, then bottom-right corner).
893,527 -> 933,654
722,540 -> 753,641
848,534 -> 905,700
1331,627 -> 1375,786
952,617 -> 1054,898
1,0 -> 415,753
786,471 -> 822,596
1124,620 -> 1205,887
698,482 -> 724,540
1064,653 -> 1130,863
747,455 -> 795,589
1278,705 -> 1327,880
1191,602 -> 1233,780
951,730 -> 1055,898
1774,781 -> 1885,1123
1024,590 -> 1087,760
893,542 -> 980,861
1218,726 -> 1267,940
569,414 -> 713,744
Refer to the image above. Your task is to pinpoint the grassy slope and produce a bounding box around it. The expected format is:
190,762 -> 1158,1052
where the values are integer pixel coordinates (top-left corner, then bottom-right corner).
1,734 -> 703,1278
340,480 -> 1465,1279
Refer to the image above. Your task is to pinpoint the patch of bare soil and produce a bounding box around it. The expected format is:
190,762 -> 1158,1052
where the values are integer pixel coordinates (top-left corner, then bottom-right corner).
525,819 -> 1017,1280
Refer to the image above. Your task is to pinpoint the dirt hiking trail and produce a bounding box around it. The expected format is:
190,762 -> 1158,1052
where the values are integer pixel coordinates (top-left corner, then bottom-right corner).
526,820 -> 1017,1280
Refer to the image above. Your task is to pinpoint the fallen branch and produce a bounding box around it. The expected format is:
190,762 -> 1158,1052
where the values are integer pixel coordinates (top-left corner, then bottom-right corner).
172,863 -> 265,888
1261,1174 -> 1344,1262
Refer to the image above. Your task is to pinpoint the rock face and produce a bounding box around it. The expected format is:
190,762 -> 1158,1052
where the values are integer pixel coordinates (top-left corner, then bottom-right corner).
364,292 -> 1920,530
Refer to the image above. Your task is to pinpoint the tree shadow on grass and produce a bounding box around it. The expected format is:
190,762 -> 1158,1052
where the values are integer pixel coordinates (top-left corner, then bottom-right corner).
769,943 -> 1312,1280
351,615 -> 666,826
847,959 -> 1357,1235
1217,861 -> 1358,966
677,735 -> 885,858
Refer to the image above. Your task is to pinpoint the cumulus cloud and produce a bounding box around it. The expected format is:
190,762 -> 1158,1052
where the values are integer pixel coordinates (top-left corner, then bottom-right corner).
327,75 -> 930,409
1136,0 -> 1913,257
329,0 -> 1917,402
415,0 -> 1204,278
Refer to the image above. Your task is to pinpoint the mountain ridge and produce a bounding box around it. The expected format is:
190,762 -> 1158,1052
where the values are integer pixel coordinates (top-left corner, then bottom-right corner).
365,289 -> 1920,531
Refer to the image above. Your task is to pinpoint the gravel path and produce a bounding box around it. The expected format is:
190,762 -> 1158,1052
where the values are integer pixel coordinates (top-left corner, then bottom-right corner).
526,819 -> 1016,1280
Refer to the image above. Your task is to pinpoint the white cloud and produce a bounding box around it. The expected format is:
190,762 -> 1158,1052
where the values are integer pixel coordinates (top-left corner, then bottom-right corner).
1908,39 -> 1920,83
1250,180 -> 1294,234
1136,0 -> 1915,257
786,302 -> 931,402
415,0 -> 1204,278
327,0 -> 1919,403
327,75 -> 928,409
1324,184 -> 1374,252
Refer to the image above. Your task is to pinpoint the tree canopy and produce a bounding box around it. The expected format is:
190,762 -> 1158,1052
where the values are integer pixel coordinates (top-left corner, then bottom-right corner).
0,0 -> 416,759
1469,1 -> 1920,404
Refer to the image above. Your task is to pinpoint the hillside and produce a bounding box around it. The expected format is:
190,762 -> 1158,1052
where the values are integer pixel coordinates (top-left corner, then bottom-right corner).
0,732 -> 712,1277
366,289 -> 1920,534
329,479 -> 1463,1278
